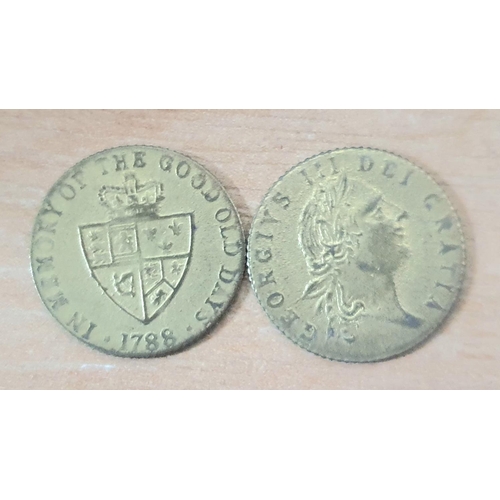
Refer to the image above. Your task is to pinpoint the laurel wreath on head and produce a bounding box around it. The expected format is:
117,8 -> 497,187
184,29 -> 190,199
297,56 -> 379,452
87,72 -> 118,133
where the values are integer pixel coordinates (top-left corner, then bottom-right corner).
298,174 -> 365,339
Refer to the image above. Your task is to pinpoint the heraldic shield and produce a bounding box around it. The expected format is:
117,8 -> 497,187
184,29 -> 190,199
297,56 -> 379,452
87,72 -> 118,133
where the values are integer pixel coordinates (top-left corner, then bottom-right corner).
79,213 -> 193,324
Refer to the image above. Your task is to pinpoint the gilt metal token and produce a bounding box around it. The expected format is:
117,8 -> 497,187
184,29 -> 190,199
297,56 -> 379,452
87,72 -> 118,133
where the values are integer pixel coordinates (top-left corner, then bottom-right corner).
248,148 -> 466,362
31,146 -> 244,357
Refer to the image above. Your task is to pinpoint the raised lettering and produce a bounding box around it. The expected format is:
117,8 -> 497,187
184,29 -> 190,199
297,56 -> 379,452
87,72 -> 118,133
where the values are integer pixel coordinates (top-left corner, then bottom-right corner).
223,240 -> 242,257
272,192 -> 290,209
216,208 -> 232,223
201,185 -> 220,202
257,270 -> 276,288
219,265 -> 240,284
359,155 -> 374,172
66,312 -> 97,340
195,309 -> 210,323
220,224 -> 242,256
159,155 -> 174,172
267,292 -> 284,308
436,215 -> 453,233
176,161 -> 190,178
35,256 -> 54,274
436,282 -> 454,293
280,309 -> 299,329
39,198 -> 62,217
191,172 -> 207,190
34,218 -> 57,235
40,275 -> 59,288
133,152 -> 146,168
400,169 -> 413,186
220,224 -> 238,237
46,292 -> 68,311
424,194 -> 440,211
255,248 -> 272,263
114,154 -> 128,171
440,241 -> 460,255
260,208 -> 279,225
205,296 -> 225,313
314,161 -> 326,178
34,237 -> 55,253
426,297 -> 445,311
300,169 -> 314,185
441,264 -> 458,276
301,323 -> 317,342
70,168 -> 86,189
383,161 -> 397,178
255,231 -> 273,240
57,183 -> 76,200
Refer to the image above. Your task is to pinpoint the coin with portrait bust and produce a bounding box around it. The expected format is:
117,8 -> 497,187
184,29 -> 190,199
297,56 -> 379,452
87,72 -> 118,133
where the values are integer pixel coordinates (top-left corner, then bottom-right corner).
31,146 -> 244,357
248,148 -> 466,362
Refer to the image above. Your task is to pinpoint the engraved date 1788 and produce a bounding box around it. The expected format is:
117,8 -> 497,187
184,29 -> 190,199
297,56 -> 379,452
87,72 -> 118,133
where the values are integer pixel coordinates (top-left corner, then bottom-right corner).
120,328 -> 176,353
31,146 -> 244,357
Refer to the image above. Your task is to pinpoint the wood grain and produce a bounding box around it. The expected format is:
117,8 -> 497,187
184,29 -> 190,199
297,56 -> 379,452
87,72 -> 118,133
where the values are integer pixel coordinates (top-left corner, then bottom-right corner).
0,110 -> 498,389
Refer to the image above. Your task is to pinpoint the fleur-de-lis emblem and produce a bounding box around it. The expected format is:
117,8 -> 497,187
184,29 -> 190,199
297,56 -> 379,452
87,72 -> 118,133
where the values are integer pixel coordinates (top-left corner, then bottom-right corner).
158,240 -> 173,251
144,265 -> 160,279
171,261 -> 182,275
144,228 -> 157,241
169,220 -> 182,236
80,186 -> 193,324
152,288 -> 167,306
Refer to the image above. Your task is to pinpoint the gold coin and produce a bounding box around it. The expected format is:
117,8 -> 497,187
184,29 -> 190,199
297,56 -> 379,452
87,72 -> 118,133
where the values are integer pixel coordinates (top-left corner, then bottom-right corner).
31,146 -> 244,357
248,148 -> 466,362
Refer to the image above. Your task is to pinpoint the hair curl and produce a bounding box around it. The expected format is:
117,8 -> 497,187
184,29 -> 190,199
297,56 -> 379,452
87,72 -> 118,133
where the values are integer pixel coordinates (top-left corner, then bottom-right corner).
299,175 -> 365,326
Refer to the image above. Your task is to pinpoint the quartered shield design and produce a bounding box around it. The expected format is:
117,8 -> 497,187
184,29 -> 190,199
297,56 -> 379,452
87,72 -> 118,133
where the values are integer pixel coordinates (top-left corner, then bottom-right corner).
79,213 -> 192,324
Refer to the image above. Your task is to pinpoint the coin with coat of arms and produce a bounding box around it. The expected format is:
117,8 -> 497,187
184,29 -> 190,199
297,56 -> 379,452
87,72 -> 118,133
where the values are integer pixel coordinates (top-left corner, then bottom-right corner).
248,148 -> 466,362
31,146 -> 245,357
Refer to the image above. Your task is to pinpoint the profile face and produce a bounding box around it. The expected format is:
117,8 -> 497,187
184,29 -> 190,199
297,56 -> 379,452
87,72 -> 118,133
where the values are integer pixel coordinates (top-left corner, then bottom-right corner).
250,147 -> 466,362
298,174 -> 417,328
349,182 -> 410,276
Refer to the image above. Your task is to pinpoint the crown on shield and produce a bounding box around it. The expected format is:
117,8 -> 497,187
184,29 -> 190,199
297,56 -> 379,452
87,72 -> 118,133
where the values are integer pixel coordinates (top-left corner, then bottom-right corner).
98,173 -> 164,217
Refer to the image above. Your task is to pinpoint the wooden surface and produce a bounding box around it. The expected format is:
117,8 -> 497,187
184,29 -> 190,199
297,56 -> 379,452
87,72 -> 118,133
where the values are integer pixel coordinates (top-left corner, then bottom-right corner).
1,109 -> 499,389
